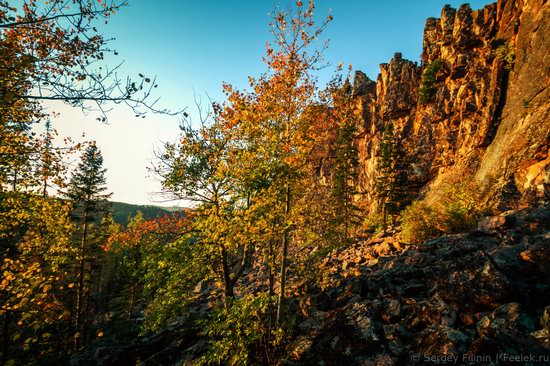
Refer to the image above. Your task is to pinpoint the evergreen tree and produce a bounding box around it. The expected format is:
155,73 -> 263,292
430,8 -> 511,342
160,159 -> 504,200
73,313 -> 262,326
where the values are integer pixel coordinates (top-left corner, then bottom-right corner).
331,82 -> 360,243
375,122 -> 408,227
65,143 -> 112,348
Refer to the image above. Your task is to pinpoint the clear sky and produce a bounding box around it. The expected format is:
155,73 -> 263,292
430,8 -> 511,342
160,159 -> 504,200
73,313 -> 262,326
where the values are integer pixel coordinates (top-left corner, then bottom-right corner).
44,0 -> 493,207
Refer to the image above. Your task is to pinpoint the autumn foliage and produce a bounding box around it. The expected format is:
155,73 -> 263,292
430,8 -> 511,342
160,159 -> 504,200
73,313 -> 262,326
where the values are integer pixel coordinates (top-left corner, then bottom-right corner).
1,1 -> 366,364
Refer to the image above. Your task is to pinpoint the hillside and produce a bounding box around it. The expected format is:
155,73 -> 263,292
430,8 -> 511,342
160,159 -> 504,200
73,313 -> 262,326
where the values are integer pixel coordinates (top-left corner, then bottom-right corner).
110,201 -> 181,226
79,205 -> 550,365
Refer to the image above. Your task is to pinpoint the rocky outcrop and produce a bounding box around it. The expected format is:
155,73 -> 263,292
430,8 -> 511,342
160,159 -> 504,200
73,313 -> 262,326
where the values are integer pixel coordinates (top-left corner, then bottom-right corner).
352,0 -> 550,213
73,207 -> 550,366
286,205 -> 550,365
89,207 -> 550,366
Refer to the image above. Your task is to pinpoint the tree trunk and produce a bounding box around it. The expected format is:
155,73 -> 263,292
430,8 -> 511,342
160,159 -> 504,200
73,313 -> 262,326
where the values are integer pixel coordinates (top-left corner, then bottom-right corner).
382,202 -> 387,233
220,245 -> 234,309
344,197 -> 349,241
42,177 -> 48,198
75,211 -> 88,349
276,183 -> 291,326
95,264 -> 104,328
266,235 -> 276,344
128,278 -> 136,333
268,237 -> 275,299
12,170 -> 17,192
2,312 -> 11,364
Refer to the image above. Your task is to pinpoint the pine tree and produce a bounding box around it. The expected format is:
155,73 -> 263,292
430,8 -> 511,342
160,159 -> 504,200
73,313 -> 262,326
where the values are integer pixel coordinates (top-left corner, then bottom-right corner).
331,81 -> 360,243
65,143 -> 112,348
375,122 -> 408,228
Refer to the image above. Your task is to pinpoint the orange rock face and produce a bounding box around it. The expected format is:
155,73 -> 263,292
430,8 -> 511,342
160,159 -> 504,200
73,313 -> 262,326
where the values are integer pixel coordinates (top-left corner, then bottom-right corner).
350,0 -> 549,212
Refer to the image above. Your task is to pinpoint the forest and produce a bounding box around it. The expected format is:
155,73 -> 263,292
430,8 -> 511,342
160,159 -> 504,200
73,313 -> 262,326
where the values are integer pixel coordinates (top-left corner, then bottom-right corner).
1,0 -> 549,365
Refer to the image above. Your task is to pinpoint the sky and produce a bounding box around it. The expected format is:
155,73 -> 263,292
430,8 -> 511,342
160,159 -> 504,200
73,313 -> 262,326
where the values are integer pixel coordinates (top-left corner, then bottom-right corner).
44,0 -> 493,207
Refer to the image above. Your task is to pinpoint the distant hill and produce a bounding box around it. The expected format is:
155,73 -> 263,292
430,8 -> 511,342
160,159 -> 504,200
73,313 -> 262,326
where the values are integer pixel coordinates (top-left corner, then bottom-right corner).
110,201 -> 182,226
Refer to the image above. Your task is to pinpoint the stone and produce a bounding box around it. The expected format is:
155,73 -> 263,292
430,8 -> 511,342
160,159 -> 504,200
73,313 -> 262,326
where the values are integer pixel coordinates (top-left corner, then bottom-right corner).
478,215 -> 507,231
419,326 -> 471,355
288,336 -> 313,361
476,303 -> 535,339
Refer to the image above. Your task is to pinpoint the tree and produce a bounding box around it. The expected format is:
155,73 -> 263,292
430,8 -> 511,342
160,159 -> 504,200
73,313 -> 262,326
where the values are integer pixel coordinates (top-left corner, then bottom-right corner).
222,0 -> 332,326
0,0 -> 181,360
65,143 -> 112,348
0,0 -> 172,120
0,195 -> 75,363
33,120 -> 81,197
103,211 -> 196,332
330,79 -> 360,243
0,122 -> 34,192
154,109 -> 254,306
375,122 -> 408,227
418,59 -> 442,104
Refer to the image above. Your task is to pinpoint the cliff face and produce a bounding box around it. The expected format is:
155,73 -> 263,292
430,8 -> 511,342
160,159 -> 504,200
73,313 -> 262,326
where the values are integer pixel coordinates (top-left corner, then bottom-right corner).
353,0 -> 549,212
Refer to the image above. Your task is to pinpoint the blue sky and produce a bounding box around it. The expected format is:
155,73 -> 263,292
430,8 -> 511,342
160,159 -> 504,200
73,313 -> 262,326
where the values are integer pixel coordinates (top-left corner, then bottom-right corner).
46,0 -> 493,206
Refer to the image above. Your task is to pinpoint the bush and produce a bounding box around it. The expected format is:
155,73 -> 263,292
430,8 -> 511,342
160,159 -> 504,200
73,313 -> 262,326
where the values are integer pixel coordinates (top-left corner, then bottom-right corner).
436,181 -> 483,233
400,201 -> 441,243
418,59 -> 442,104
492,40 -> 515,70
400,180 -> 486,244
199,294 -> 275,366
362,213 -> 385,234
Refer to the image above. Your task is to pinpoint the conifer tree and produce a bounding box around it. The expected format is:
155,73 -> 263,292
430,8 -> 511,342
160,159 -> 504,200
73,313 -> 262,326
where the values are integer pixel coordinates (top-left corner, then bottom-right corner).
330,81 -> 360,243
375,122 -> 408,227
65,143 -> 112,348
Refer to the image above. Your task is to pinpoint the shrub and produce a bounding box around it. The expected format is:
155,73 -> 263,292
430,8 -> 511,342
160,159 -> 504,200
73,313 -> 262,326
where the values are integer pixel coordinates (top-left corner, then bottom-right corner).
362,213 -> 385,234
199,294 -> 275,366
492,41 -> 515,70
435,181 -> 484,233
400,201 -> 441,243
418,59 -> 442,104
400,180 -> 486,244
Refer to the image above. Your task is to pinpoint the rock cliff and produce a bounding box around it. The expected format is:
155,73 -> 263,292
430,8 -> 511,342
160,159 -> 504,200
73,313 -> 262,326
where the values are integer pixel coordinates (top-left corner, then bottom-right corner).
352,0 -> 549,213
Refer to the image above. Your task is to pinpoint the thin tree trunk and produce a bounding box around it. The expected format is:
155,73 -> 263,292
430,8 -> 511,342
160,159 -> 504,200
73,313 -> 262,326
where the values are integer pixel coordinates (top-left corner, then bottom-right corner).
42,177 -> 48,198
344,196 -> 349,241
382,203 -> 387,233
221,246 -> 234,307
276,183 -> 291,326
268,237 -> 275,298
95,264 -> 103,328
2,312 -> 11,364
128,278 -> 136,333
213,191 -> 235,308
12,171 -> 17,192
266,235 -> 276,346
75,211 -> 88,349
82,270 -> 91,344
